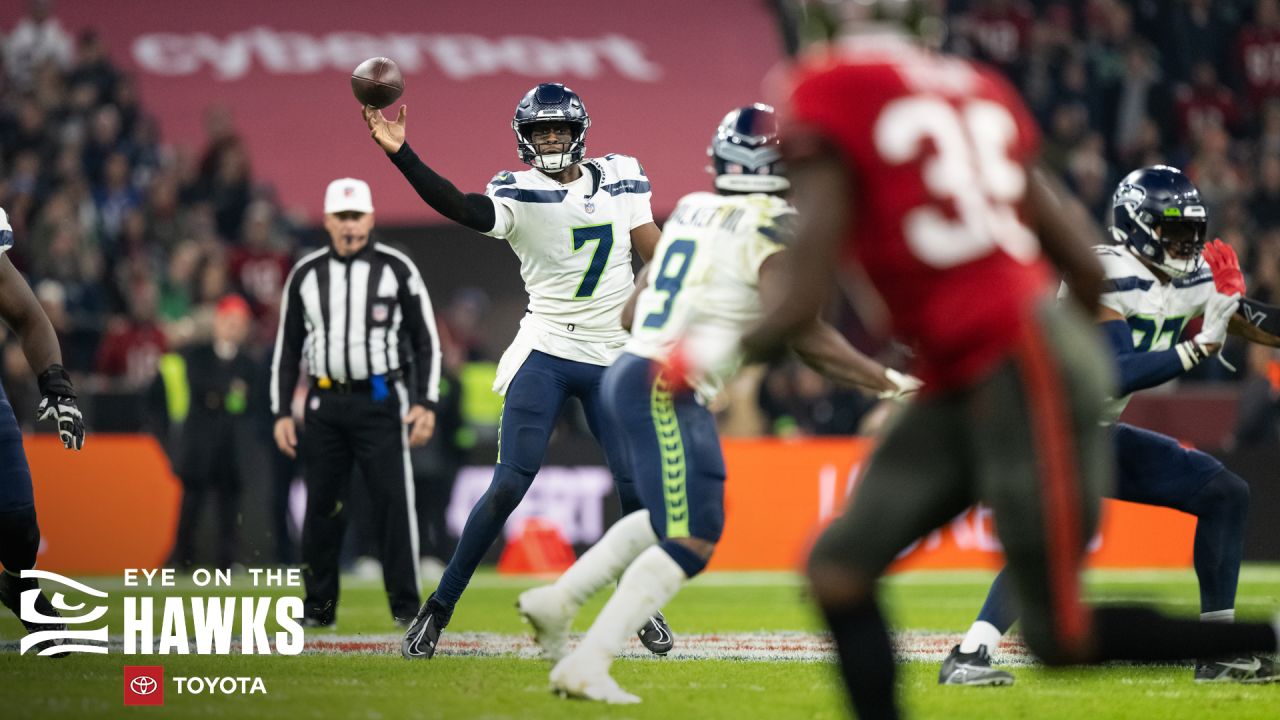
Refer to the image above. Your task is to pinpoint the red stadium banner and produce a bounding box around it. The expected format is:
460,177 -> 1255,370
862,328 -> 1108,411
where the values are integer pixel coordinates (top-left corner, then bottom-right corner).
0,1 -> 782,224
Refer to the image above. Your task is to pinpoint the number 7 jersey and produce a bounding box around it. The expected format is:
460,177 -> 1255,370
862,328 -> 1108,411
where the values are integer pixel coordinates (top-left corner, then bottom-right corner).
483,153 -> 653,352
779,35 -> 1052,392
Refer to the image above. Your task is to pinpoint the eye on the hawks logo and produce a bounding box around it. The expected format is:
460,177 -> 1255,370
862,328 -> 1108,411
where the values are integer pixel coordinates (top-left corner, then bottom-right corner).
124,666 -> 165,706
19,570 -> 110,656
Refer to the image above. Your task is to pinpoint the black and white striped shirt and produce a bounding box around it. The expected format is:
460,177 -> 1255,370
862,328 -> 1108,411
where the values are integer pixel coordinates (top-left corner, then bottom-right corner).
271,242 -> 441,416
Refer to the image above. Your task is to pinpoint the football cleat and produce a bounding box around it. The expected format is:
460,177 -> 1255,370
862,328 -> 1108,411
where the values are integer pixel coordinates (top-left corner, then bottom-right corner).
401,592 -> 452,660
0,572 -> 68,658
1195,655 -> 1280,683
938,645 -> 1015,686
638,611 -> 674,656
517,585 -> 576,662
550,651 -> 641,704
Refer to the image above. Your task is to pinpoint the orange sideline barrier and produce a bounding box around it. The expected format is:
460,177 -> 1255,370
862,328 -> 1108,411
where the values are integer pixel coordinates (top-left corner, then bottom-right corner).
709,437 -> 1197,572
27,435 -> 181,574
23,434 -> 1194,574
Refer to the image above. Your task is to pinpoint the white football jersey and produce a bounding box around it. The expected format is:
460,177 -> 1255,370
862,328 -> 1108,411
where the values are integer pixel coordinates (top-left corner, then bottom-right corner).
1086,243 -> 1215,422
484,154 -> 652,371
0,208 -> 13,255
626,191 -> 793,402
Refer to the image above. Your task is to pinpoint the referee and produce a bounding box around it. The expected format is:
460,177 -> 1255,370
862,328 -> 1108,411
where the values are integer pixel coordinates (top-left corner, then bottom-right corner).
271,177 -> 441,627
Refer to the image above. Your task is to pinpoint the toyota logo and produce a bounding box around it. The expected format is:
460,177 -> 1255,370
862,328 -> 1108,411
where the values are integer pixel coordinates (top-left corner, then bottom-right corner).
130,677 -> 158,696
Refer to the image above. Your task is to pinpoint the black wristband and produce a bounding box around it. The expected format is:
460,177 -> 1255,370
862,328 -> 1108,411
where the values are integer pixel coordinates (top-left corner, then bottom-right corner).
416,399 -> 438,412
37,364 -> 76,398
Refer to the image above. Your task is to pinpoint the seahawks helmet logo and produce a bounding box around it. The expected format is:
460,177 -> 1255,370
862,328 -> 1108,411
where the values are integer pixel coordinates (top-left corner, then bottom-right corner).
1113,182 -> 1146,209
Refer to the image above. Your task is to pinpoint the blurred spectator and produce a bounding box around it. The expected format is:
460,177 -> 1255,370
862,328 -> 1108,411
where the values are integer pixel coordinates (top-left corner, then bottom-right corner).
1185,121 -> 1247,220
93,151 -> 140,244
66,30 -> 118,107
1109,42 -> 1169,166
82,104 -> 128,185
1249,154 -> 1280,231
96,278 -> 166,389
1235,0 -> 1280,115
953,0 -> 1036,82
1175,61 -> 1241,145
1168,0 -> 1237,85
1,97 -> 52,167
158,241 -> 200,323
4,0 -> 73,88
228,200 -> 292,329
159,294 -> 257,570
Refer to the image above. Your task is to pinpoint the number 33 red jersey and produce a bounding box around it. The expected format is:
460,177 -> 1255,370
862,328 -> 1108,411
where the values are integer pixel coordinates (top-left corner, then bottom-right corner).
778,34 -> 1053,392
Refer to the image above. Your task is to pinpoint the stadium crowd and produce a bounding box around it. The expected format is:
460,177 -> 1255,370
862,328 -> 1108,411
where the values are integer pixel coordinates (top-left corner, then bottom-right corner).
5,0 -> 1280,444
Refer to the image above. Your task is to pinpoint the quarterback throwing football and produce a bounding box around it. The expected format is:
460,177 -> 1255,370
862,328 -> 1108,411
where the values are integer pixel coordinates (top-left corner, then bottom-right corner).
363,83 -> 671,659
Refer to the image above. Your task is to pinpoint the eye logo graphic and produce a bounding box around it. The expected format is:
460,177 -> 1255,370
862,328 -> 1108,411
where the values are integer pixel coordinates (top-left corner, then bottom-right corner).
18,570 -> 110,656
124,666 -> 165,706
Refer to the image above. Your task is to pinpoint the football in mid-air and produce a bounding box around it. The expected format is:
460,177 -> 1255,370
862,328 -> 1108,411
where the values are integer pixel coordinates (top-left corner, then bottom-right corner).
351,57 -> 403,109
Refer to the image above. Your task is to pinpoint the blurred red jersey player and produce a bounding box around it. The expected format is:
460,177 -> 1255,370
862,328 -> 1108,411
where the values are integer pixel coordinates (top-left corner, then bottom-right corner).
775,29 -> 1053,393
745,2 -> 1280,718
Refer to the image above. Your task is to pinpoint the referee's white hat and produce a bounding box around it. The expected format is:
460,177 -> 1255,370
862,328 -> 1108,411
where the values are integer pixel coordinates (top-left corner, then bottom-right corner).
324,178 -> 374,214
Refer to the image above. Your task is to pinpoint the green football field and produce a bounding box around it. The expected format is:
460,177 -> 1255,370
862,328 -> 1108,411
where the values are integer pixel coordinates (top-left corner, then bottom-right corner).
2,566 -> 1279,719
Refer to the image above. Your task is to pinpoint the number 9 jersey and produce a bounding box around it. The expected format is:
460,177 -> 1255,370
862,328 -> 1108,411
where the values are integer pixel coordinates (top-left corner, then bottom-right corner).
626,192 -> 794,403
777,35 -> 1051,393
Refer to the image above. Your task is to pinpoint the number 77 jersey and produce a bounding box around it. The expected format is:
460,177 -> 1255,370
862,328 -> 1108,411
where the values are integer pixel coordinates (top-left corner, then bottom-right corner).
778,36 -> 1052,393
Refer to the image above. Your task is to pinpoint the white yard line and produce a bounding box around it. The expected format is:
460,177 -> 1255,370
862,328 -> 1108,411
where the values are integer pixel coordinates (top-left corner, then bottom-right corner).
302,631 -> 1039,665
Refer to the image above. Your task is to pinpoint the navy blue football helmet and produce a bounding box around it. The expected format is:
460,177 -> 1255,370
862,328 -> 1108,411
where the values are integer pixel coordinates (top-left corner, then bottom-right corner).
511,83 -> 590,172
1111,165 -> 1208,278
708,104 -> 789,194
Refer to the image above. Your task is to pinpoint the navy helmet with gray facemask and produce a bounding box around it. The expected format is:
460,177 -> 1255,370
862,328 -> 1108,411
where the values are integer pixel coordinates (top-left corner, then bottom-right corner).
1110,165 -> 1209,279
708,104 -> 789,194
511,83 -> 591,173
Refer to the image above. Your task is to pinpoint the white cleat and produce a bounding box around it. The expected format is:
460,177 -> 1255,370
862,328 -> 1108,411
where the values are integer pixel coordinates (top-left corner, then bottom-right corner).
550,653 -> 641,705
517,585 -> 575,662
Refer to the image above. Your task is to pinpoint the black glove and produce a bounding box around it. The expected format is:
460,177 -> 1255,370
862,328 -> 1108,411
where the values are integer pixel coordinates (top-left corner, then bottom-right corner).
37,364 -> 84,451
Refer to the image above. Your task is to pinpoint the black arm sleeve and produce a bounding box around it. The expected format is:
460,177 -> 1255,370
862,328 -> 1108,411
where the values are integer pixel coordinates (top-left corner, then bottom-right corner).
388,142 -> 496,233
1239,297 -> 1280,338
396,260 -> 441,410
271,266 -> 307,418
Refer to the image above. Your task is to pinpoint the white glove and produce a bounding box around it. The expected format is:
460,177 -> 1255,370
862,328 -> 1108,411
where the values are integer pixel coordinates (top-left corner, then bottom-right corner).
1194,292 -> 1241,348
878,368 -> 923,400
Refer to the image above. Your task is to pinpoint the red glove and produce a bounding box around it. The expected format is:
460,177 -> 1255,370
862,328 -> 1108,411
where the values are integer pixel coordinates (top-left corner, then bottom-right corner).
654,339 -> 695,394
1202,238 -> 1246,296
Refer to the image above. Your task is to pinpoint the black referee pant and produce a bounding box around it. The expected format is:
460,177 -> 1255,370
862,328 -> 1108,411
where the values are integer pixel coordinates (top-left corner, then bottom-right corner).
300,378 -> 420,623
